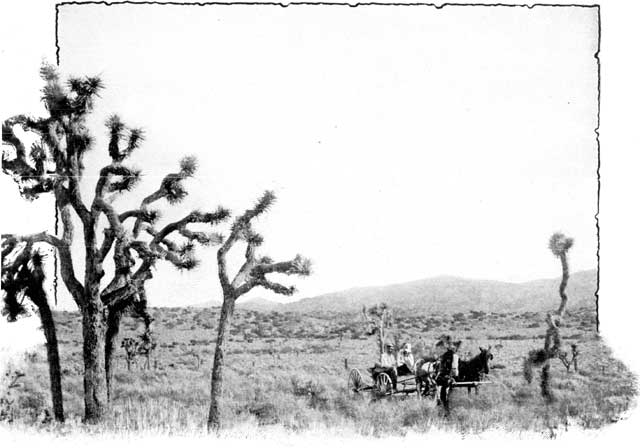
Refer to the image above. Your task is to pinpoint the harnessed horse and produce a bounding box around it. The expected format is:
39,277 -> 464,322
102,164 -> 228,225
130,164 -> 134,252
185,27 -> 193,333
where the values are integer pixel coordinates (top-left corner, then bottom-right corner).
457,346 -> 493,394
415,346 -> 493,414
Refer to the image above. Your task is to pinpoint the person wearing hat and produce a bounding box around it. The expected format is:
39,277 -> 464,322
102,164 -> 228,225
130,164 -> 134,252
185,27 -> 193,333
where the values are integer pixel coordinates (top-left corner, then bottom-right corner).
380,342 -> 396,369
397,342 -> 415,376
371,342 -> 399,392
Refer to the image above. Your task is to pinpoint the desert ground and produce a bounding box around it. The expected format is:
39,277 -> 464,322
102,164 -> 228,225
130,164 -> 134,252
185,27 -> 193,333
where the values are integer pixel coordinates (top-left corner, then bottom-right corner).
0,303 -> 636,437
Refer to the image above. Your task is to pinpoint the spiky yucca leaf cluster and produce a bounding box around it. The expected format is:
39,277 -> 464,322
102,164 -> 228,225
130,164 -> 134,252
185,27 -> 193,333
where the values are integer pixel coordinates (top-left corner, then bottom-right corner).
3,64 -> 104,200
176,255 -> 200,271
67,76 -> 104,114
159,156 -> 198,204
243,228 -> 264,246
177,241 -> 196,257
179,155 -> 198,177
291,254 -> 313,276
140,209 -> 161,225
548,232 -> 574,257
106,114 -> 145,162
105,165 -> 142,194
367,302 -> 389,319
42,63 -> 104,119
231,190 -> 276,234
1,244 -> 47,321
190,207 -> 231,226
177,227 -> 225,247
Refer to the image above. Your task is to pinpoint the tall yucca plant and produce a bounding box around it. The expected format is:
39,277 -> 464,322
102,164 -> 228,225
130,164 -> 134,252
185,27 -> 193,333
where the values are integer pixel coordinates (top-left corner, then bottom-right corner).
361,303 -> 394,362
2,64 -> 230,423
524,232 -> 574,402
207,191 -> 312,432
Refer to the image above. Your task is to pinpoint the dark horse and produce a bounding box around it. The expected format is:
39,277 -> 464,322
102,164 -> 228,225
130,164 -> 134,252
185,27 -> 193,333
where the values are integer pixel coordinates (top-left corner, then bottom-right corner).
457,346 -> 493,394
438,346 -> 493,414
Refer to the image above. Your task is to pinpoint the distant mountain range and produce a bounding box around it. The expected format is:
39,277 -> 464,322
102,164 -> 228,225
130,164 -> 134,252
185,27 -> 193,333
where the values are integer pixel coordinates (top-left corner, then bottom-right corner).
194,269 -> 597,314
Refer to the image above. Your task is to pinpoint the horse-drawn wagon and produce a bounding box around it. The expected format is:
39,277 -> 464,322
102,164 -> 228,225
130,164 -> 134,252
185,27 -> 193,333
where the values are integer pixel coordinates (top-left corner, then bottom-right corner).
346,345 -> 494,408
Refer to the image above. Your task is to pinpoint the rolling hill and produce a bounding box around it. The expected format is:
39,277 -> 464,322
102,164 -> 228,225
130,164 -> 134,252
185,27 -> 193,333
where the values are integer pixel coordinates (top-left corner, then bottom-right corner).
195,269 -> 597,314
282,269 -> 597,314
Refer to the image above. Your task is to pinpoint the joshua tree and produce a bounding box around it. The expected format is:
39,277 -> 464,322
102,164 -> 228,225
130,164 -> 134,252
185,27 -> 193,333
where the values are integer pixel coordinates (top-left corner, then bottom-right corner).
558,343 -> 579,373
119,329 -> 156,372
2,64 -> 229,422
523,232 -> 574,401
101,157 -> 229,400
361,303 -> 394,362
207,191 -> 312,432
120,337 -> 140,371
136,327 -> 157,370
1,242 -> 64,422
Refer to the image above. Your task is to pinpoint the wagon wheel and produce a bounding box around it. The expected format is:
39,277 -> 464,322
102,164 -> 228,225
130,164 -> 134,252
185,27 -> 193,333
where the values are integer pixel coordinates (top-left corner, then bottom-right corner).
375,372 -> 393,395
347,368 -> 364,396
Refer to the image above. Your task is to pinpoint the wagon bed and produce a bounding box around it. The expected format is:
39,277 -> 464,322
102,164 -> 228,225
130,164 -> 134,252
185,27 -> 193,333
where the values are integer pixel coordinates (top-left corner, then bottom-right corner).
347,368 -> 491,399
347,368 -> 425,398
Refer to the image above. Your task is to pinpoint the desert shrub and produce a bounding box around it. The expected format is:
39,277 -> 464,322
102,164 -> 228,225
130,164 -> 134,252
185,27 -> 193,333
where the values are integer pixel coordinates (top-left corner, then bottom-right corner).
15,386 -> 48,422
291,377 -> 329,410
523,349 -> 547,383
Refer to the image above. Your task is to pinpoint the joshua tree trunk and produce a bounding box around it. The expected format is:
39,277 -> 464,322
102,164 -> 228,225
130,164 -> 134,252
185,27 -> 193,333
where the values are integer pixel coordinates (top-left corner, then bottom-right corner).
378,325 -> 385,363
38,300 -> 64,422
207,292 -> 236,432
82,296 -> 108,423
557,252 -> 569,316
105,307 -> 125,401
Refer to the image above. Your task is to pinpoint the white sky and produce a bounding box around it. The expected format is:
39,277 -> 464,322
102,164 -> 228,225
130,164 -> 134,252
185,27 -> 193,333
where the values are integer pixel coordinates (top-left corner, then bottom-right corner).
10,4 -> 599,307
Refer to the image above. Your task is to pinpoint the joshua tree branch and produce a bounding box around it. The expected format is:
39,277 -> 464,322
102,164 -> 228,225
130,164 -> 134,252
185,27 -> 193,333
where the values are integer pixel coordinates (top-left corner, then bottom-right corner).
131,156 -> 197,236
152,209 -> 229,244
97,230 -> 116,262
2,120 -> 38,178
67,177 -> 91,226
93,198 -> 127,244
2,232 -> 64,251
252,277 -> 296,296
2,232 -> 85,307
252,255 -> 312,277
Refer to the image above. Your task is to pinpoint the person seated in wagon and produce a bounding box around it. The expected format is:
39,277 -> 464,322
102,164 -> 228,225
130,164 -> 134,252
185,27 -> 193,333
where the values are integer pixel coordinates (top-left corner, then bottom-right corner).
396,342 -> 415,376
370,342 -> 399,391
